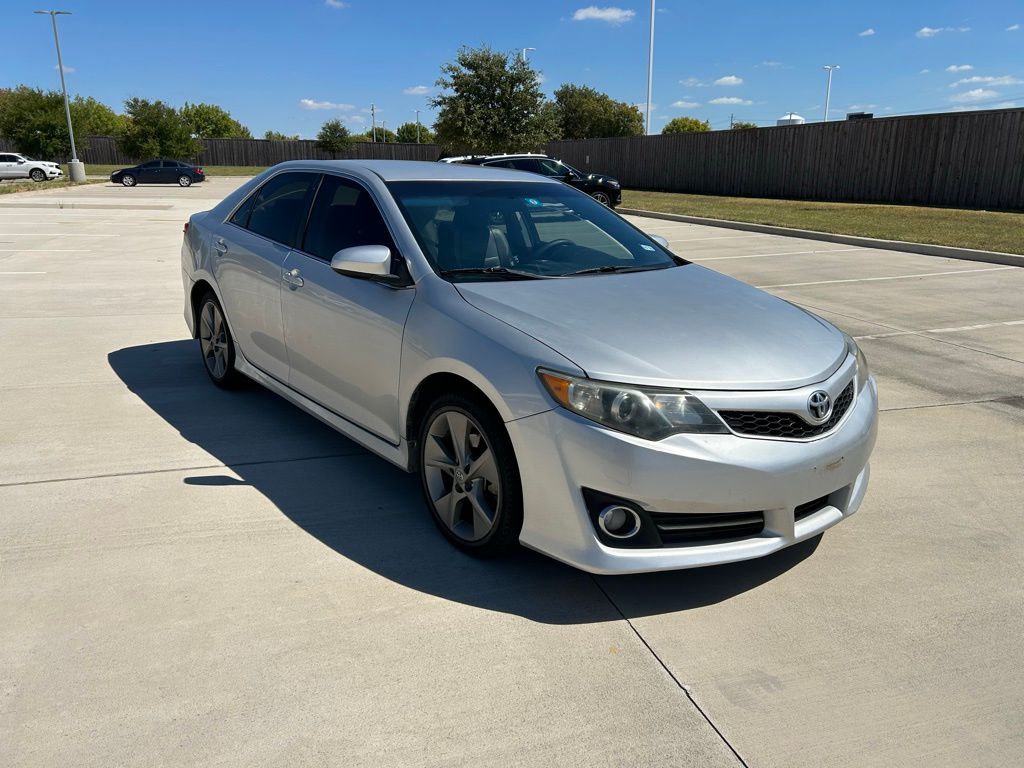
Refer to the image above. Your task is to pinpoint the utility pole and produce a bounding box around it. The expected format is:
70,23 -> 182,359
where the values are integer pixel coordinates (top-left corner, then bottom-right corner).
382,120 -> 386,143
414,109 -> 421,143
371,103 -> 377,142
822,65 -> 840,122
35,9 -> 85,181
645,0 -> 655,134
729,113 -> 734,129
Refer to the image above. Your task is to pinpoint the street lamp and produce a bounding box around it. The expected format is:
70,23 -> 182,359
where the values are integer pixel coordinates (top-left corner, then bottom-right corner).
35,9 -> 85,180
521,47 -> 536,63
414,109 -> 421,143
645,0 -> 655,134
822,65 -> 840,123
370,103 -> 377,142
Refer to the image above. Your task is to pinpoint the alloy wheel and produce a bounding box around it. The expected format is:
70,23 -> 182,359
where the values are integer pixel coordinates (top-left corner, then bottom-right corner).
592,191 -> 611,206
199,301 -> 229,379
179,175 -> 192,187
423,409 -> 501,542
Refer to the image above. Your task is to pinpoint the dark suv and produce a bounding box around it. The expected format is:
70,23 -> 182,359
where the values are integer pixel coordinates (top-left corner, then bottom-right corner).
443,154 -> 622,207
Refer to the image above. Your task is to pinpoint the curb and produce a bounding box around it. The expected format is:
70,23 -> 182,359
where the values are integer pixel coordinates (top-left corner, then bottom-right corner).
618,207 -> 1024,269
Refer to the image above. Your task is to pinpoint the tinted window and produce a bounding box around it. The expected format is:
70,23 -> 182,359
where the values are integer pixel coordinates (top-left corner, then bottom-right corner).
0,155 -> 15,162
508,159 -> 542,173
245,172 -> 319,247
141,160 -> 161,168
537,159 -> 568,177
162,161 -> 181,168
483,160 -> 516,169
229,193 -> 257,228
302,175 -> 396,261
388,181 -> 680,279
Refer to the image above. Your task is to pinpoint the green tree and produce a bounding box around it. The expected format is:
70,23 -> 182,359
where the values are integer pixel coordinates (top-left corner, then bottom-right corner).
117,98 -> 202,160
0,86 -> 83,159
180,102 -> 251,138
431,46 -> 558,153
264,130 -> 300,140
730,120 -> 758,130
395,121 -> 434,143
316,119 -> 352,157
552,84 -> 643,139
71,95 -> 126,136
662,116 -> 711,134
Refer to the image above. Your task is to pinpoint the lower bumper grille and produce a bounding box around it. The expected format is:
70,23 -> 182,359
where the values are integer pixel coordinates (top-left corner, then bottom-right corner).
649,510 -> 765,546
719,381 -> 855,439
794,494 -> 831,521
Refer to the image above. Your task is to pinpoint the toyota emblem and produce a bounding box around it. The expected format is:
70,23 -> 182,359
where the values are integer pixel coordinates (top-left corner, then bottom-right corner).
808,390 -> 832,422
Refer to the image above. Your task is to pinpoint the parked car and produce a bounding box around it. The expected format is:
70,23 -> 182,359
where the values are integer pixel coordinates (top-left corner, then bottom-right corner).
0,152 -> 63,182
110,159 -> 205,187
181,160 -> 877,574
442,153 -> 622,207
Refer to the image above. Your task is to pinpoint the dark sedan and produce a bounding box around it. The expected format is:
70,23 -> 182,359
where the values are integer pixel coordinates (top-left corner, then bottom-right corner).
443,154 -> 622,207
110,159 -> 205,187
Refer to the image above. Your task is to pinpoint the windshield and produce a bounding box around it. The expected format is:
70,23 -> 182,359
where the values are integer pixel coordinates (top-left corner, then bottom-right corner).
387,181 -> 680,280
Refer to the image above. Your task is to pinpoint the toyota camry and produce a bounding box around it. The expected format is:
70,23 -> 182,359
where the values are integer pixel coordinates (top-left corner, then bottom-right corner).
181,160 -> 877,574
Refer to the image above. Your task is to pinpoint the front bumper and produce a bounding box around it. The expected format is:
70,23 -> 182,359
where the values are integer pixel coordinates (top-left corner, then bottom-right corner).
506,376 -> 878,574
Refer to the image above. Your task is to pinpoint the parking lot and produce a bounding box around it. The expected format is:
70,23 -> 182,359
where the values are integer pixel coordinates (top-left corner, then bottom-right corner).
2,176 -> 1022,767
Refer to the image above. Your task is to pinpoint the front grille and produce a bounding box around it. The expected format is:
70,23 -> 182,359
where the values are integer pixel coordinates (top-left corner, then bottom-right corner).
794,494 -> 831,521
719,381 -> 855,439
648,510 -> 765,546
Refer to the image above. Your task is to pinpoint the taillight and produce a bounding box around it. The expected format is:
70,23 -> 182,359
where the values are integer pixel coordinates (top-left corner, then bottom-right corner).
183,221 -> 189,235
196,167 -> 204,174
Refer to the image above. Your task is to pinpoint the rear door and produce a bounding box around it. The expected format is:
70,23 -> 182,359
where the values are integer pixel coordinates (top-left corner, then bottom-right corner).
161,160 -> 181,182
280,173 -> 415,443
137,160 -> 162,183
0,154 -> 20,179
212,171 -> 320,381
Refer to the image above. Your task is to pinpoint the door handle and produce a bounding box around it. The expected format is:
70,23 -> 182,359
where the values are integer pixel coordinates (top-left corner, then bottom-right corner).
282,268 -> 304,287
214,238 -> 228,254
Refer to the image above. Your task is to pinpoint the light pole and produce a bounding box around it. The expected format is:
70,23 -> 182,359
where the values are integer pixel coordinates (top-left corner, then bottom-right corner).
822,65 -> 840,122
414,109 -> 421,143
370,103 -> 377,142
35,9 -> 85,180
521,47 -> 536,63
382,120 -> 386,143
645,0 -> 655,134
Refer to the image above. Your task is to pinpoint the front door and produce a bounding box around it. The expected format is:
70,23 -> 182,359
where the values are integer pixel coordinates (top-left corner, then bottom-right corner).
212,171 -> 320,382
280,174 -> 415,444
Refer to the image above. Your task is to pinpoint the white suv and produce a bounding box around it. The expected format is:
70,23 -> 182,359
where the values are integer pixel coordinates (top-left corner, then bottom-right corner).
0,153 -> 64,182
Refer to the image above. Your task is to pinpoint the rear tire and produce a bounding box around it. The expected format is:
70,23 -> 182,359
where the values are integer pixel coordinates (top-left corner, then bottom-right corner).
121,174 -> 136,187
178,175 -> 192,187
30,169 -> 46,182
197,292 -> 242,389
417,394 -> 523,557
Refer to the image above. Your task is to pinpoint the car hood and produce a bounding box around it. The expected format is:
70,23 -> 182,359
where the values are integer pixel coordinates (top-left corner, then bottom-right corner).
455,264 -> 846,390
585,173 -> 618,186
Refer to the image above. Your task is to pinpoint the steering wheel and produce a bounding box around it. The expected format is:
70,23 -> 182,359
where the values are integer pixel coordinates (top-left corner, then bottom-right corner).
533,239 -> 574,261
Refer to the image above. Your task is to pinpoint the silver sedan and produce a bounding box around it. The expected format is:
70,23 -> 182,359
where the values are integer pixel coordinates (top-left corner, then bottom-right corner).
181,160 -> 877,574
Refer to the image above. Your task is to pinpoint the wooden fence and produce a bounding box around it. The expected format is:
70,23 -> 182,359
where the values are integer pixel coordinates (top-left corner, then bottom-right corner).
546,108 -> 1024,210
0,135 -> 440,166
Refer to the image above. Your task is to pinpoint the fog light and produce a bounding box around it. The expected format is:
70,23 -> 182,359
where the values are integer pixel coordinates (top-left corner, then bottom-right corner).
598,505 -> 642,539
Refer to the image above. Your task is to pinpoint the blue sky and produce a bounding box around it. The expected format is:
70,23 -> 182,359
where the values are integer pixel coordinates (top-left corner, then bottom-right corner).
4,0 -> 1022,136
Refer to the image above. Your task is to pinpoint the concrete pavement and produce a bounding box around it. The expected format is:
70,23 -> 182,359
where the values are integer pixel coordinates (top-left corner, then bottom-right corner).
1,179 -> 1021,766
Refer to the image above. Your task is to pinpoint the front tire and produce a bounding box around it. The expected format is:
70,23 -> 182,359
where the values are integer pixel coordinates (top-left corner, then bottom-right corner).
591,190 -> 612,206
197,293 -> 242,389
30,169 -> 46,182
418,394 -> 523,557
121,174 -> 136,187
178,175 -> 192,187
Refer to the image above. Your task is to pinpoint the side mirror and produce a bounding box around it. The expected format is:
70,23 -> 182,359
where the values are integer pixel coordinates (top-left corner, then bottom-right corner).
330,245 -> 396,280
16,159 -> 26,164
563,171 -> 574,181
650,234 -> 670,249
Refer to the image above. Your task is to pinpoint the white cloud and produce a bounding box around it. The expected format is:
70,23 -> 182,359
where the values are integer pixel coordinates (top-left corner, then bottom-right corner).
679,77 -> 706,87
917,25 -> 969,38
949,88 -> 999,103
951,75 -> 1023,87
324,0 -> 348,7
920,69 -> 930,74
945,64 -> 972,72
572,6 -> 635,24
54,64 -> 75,74
858,28 -> 875,36
299,98 -> 354,110
1007,24 -> 1020,31
709,97 -> 752,105
848,104 -> 877,110
713,75 -> 743,86
672,100 -> 699,108
403,85 -> 431,95
758,61 -> 783,68
347,115 -> 366,124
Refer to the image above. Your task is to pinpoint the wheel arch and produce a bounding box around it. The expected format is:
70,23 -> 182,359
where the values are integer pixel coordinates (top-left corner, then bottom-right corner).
188,278 -> 222,339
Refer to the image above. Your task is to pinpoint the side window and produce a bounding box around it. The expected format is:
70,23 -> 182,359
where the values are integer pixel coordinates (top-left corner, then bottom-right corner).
0,155 -> 14,162
537,159 -> 567,177
245,172 -> 320,247
302,175 -> 396,261
229,192 -> 257,228
141,160 -> 161,168
484,160 -> 516,169
509,159 -> 543,174
162,161 -> 181,168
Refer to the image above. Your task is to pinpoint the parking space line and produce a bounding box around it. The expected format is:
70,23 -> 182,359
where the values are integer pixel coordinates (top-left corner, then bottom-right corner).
760,266 -> 1014,288
856,319 -> 1024,340
0,249 -> 91,252
0,233 -> 120,237
666,234 -> 771,242
0,271 -> 47,275
694,247 -> 867,262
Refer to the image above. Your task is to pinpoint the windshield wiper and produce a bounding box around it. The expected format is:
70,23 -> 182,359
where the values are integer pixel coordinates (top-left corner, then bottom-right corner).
562,264 -> 666,277
440,266 -> 547,280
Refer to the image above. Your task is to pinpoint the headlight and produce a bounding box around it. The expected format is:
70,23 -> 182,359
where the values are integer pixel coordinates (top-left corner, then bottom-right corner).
538,369 -> 727,440
844,334 -> 870,392
607,180 -> 621,188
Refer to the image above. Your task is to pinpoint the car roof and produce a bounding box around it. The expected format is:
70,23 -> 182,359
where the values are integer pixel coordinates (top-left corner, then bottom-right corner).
263,159 -> 561,183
